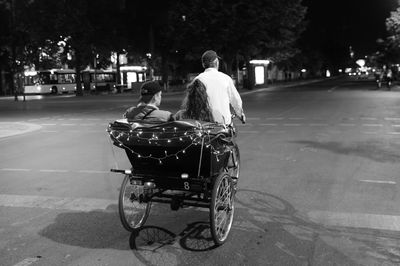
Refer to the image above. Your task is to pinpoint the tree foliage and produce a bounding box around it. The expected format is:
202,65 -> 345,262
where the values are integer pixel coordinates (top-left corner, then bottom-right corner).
164,0 -> 307,73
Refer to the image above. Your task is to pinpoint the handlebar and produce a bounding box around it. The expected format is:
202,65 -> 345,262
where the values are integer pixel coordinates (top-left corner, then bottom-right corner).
232,113 -> 246,124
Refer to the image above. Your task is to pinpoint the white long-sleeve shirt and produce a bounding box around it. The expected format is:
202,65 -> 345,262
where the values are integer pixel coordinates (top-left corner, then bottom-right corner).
196,68 -> 243,124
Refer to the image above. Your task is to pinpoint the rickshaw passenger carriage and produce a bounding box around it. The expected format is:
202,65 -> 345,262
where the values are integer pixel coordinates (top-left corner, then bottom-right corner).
108,119 -> 240,245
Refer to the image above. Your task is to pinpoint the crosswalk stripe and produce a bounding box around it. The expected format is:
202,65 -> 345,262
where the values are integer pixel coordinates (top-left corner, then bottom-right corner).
0,194 -> 114,212
308,211 -> 400,231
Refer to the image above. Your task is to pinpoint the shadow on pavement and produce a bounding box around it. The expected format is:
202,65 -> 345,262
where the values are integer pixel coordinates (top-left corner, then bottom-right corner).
39,189 -> 400,265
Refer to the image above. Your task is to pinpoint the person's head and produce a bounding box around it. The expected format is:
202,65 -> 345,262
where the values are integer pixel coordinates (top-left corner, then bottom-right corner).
201,50 -> 220,70
139,81 -> 163,106
181,79 -> 214,122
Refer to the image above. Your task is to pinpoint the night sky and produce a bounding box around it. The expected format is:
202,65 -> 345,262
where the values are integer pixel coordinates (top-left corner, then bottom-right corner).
303,0 -> 398,58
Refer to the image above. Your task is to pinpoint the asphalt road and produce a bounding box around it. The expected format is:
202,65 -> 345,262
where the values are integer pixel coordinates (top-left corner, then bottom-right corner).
1,77 -> 400,265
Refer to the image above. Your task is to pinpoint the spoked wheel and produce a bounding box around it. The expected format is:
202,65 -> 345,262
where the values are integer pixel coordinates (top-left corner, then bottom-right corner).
119,175 -> 151,232
210,172 -> 235,245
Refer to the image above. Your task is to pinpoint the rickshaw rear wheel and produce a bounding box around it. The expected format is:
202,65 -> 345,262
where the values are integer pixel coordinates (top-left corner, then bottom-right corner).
210,172 -> 235,245
119,174 -> 151,232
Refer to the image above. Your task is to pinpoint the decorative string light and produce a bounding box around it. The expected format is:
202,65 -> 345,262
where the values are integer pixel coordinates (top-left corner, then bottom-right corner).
107,122 -> 231,163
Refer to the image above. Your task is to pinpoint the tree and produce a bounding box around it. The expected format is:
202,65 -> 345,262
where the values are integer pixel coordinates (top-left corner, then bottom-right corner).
385,1 -> 400,65
163,0 -> 307,77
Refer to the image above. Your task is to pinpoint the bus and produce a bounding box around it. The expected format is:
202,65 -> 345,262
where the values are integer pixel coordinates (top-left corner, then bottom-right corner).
23,69 -> 77,94
81,69 -> 117,92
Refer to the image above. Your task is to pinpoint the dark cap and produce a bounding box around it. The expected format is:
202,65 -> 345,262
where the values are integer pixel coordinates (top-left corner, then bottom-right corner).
201,50 -> 220,66
139,81 -> 162,103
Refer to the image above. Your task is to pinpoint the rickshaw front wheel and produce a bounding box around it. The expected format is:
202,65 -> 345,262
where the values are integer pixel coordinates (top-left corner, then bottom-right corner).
119,175 -> 151,232
210,172 -> 235,245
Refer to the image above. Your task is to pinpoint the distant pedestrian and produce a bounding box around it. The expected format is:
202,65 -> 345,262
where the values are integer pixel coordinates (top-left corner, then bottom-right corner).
124,81 -> 173,122
195,50 -> 245,125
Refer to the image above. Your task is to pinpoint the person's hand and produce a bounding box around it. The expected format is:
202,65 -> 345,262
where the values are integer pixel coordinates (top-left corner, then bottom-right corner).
240,113 -> 246,124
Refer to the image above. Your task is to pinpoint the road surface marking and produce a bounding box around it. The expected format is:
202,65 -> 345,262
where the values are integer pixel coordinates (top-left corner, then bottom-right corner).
60,123 -> 75,126
260,123 -> 277,126
13,257 -> 41,266
361,131 -> 378,135
328,86 -> 338,92
247,117 -> 260,120
0,194 -> 114,212
288,117 -> 305,120
385,117 -> 400,121
87,118 -> 101,121
0,169 -> 111,174
362,124 -> 383,127
359,179 -> 396,184
392,125 -> 400,127
309,123 -> 328,126
283,123 -> 301,126
339,123 -> 355,126
1,168 -> 30,171
40,123 -> 57,126
41,130 -> 57,133
236,123 -> 252,127
387,132 -> 400,135
308,211 -> 400,231
240,130 -> 259,133
265,117 -> 284,120
360,117 -> 377,120
78,170 -> 110,174
39,169 -> 69,173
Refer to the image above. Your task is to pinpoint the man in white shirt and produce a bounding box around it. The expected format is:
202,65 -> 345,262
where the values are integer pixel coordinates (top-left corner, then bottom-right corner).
195,50 -> 245,125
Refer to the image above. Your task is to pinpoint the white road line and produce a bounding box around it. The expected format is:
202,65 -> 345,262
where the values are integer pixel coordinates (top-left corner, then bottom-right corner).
392,125 -> 400,127
283,123 -> 301,126
236,123 -> 251,127
361,132 -> 378,135
39,169 -> 69,173
339,123 -> 355,126
78,170 -> 110,174
247,117 -> 260,120
308,211 -> 400,231
362,124 -> 383,127
265,117 -> 284,120
40,124 -> 57,126
387,132 -> 400,135
0,194 -> 114,212
359,179 -> 396,184
360,117 -> 377,120
60,124 -> 76,126
385,117 -> 400,121
41,130 -> 57,133
260,123 -> 277,126
288,117 -> 305,120
12,257 -> 41,266
240,130 -> 259,133
1,168 -> 30,171
309,123 -> 328,126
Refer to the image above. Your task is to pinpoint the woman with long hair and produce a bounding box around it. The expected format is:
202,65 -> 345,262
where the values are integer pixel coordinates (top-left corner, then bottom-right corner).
174,79 -> 217,122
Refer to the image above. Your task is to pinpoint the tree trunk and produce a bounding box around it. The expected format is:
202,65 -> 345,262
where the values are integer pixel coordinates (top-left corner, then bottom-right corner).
75,50 -> 83,96
161,50 -> 169,91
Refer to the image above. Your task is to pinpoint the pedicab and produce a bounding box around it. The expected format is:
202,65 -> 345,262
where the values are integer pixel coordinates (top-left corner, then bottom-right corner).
107,118 -> 240,245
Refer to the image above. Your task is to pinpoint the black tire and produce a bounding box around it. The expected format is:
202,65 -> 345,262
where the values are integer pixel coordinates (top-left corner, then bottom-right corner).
210,172 -> 234,245
118,175 -> 151,232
